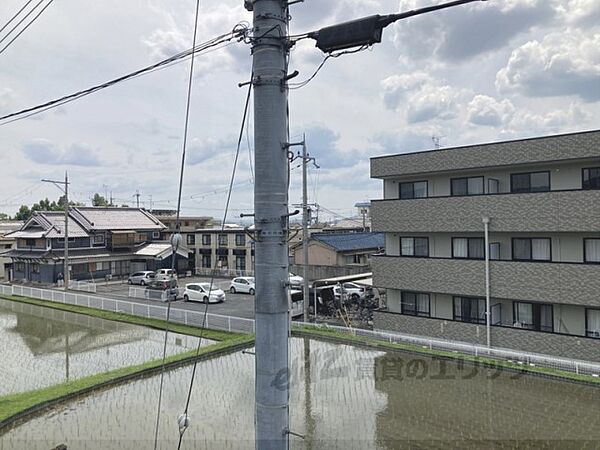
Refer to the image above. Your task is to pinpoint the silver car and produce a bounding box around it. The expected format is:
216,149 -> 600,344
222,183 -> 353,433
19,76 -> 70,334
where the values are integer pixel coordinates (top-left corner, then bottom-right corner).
128,271 -> 156,286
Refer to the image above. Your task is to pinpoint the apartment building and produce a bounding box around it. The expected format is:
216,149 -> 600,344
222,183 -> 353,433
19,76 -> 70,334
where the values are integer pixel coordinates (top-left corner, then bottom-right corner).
370,130 -> 600,361
194,226 -> 254,277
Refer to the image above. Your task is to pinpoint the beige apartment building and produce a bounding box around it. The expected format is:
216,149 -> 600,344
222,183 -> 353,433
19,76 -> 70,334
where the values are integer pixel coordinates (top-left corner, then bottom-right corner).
370,130 -> 600,361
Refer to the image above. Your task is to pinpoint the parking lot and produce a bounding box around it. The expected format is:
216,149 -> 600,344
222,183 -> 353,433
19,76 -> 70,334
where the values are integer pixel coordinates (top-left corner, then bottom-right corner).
94,276 -> 256,320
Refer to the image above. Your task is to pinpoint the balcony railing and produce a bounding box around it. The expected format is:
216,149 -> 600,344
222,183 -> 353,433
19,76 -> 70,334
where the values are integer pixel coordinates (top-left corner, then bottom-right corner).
372,189 -> 600,233
372,255 -> 600,307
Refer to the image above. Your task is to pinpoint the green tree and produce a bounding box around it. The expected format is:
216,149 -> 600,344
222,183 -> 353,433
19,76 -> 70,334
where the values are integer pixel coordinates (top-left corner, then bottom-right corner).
14,205 -> 31,221
92,193 -> 109,207
0,213 -> 10,220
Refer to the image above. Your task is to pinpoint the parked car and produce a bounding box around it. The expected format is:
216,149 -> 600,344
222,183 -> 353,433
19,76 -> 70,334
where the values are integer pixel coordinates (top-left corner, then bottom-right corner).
289,273 -> 304,288
229,277 -> 255,295
154,268 -> 177,282
145,279 -> 179,301
334,282 -> 367,300
128,271 -> 156,286
183,283 -> 226,303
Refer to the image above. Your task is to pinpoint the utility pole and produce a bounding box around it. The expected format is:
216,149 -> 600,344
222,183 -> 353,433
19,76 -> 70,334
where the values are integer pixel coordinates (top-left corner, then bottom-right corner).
246,0 -> 291,448
42,171 -> 69,291
297,136 -> 319,321
134,190 -> 141,208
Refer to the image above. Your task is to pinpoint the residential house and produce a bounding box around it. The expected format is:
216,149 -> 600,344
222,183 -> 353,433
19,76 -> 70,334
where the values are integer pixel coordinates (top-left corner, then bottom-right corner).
291,232 -> 384,279
5,207 -> 188,283
0,221 -> 22,280
370,130 -> 600,361
194,225 -> 254,277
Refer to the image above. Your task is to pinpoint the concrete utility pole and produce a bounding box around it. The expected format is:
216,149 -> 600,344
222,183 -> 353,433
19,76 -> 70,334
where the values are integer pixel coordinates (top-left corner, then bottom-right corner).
247,0 -> 291,448
134,190 -> 141,208
42,171 -> 69,291
299,137 -> 319,321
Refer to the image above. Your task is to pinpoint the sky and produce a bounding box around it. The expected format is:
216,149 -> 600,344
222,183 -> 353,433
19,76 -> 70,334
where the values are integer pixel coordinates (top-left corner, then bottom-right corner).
0,0 -> 598,221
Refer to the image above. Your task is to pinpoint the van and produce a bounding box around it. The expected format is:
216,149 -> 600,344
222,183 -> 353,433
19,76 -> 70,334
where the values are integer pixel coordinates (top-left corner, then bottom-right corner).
154,268 -> 177,281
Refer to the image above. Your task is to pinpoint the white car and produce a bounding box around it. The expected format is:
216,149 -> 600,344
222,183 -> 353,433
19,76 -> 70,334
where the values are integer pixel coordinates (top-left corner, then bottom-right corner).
334,282 -> 367,300
288,273 -> 304,288
155,268 -> 177,282
183,283 -> 226,303
229,277 -> 255,295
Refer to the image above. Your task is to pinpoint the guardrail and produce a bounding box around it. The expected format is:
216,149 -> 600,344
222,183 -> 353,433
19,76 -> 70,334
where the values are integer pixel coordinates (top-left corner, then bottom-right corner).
1,284 -> 599,377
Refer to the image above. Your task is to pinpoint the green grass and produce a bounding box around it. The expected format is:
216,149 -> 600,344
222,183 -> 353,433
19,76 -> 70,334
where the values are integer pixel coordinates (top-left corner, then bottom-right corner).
0,335 -> 254,424
0,294 -> 238,342
294,325 -> 600,385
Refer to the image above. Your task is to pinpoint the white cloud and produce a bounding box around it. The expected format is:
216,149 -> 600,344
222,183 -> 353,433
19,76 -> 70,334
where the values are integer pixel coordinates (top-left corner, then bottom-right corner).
496,29 -> 600,101
0,87 -> 15,113
392,0 -> 556,63
406,84 -> 459,123
467,95 -> 516,127
21,140 -> 104,167
380,72 -> 431,110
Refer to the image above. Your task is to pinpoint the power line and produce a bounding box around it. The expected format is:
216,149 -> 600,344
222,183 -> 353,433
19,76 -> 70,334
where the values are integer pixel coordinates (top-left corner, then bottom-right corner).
153,0 -> 203,447
0,26 -> 248,125
0,0 -> 36,35
176,74 -> 253,450
0,0 -> 54,57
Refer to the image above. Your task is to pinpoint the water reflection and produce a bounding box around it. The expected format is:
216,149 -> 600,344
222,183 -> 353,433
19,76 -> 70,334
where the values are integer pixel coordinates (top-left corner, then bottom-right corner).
1,339 -> 599,449
0,299 -> 208,395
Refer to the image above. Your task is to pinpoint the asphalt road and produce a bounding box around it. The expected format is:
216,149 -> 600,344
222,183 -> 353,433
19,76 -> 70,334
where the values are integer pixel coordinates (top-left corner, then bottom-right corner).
94,276 -> 256,320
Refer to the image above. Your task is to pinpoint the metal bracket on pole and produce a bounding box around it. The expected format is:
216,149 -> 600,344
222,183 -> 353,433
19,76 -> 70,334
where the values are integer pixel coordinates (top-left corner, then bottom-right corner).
284,428 -> 305,439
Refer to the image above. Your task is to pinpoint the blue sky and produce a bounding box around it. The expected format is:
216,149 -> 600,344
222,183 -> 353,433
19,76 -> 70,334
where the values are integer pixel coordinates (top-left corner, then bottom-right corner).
0,0 -> 598,220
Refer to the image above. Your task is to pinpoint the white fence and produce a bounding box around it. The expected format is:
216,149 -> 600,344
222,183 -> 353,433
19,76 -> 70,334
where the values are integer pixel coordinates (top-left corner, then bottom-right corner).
128,286 -> 168,302
1,284 -> 599,378
68,280 -> 97,293
0,284 -> 255,334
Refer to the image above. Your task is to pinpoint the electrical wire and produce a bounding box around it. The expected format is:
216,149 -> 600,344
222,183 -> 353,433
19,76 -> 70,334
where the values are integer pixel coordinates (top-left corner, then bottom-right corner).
152,1 -> 203,448
288,45 -> 369,90
176,76 -> 253,450
0,27 -> 248,125
0,0 -> 53,56
0,0 -> 36,35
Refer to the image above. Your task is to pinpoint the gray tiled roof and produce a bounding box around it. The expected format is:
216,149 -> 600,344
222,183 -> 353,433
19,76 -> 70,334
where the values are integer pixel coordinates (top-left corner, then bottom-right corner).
37,211 -> 90,238
71,207 -> 165,231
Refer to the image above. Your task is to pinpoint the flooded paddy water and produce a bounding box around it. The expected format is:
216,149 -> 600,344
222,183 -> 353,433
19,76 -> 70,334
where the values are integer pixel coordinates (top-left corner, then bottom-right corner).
1,337 -> 598,449
0,298 -> 211,395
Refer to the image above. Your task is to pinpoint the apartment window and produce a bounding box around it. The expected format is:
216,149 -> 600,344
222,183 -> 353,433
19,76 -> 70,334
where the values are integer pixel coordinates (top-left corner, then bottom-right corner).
400,237 -> 429,257
201,254 -> 211,268
489,242 -> 500,260
488,178 -> 500,194
399,181 -> 428,199
584,239 -> 600,263
218,234 -> 228,247
31,263 -> 40,274
202,234 -> 211,245
453,296 -> 486,324
236,256 -> 246,271
452,238 -> 484,259
187,234 -> 196,246
582,167 -> 600,190
587,309 -> 600,338
15,262 -> 25,272
93,234 -> 105,245
235,234 -> 246,246
512,238 -> 551,261
510,171 -> 550,193
514,302 -> 553,332
401,291 -> 430,317
451,176 -> 484,196
217,255 -> 228,268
